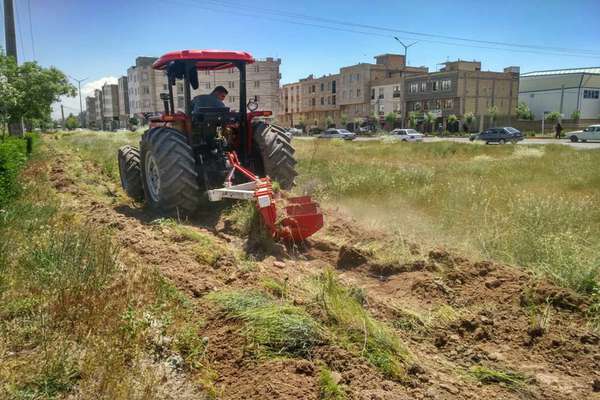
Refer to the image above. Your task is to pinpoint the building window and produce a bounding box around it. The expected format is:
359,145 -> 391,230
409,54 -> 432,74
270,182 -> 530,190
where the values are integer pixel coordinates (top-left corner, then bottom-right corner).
311,85 -> 315,93
177,96 -> 184,108
320,97 -> 324,105
320,83 -> 324,91
177,83 -> 183,93
413,102 -> 421,111
445,99 -> 454,109
378,88 -> 384,99
332,95 -> 336,105
228,81 -> 235,89
327,96 -> 331,105
254,81 -> 260,88
205,82 -> 211,89
432,81 -> 439,91
332,80 -> 336,93
378,103 -> 384,113
441,79 -> 452,91
421,82 -> 427,91
357,88 -> 361,97
435,99 -> 441,109
163,84 -> 168,91
254,65 -> 260,73
142,86 -> 150,95
230,96 -> 236,102
229,68 -> 235,74
311,98 -> 316,106
584,89 -> 599,99
371,88 -> 375,100
409,83 -> 418,93
142,72 -> 149,81
356,73 -> 360,81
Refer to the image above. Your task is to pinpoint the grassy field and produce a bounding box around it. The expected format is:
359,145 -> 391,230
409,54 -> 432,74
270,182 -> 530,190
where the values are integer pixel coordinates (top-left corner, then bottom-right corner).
294,139 -> 600,299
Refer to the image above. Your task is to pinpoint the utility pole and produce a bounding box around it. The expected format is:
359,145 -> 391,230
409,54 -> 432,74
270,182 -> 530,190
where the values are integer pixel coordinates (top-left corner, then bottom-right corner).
4,0 -> 23,136
69,76 -> 88,127
393,37 -> 418,65
61,104 -> 65,129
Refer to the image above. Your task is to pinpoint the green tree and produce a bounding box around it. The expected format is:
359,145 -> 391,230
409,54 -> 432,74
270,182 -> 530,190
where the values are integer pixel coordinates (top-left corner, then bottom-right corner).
487,106 -> 498,126
516,101 -> 534,120
408,112 -> 418,129
65,114 -> 79,130
464,112 -> 475,132
384,112 -> 398,130
545,111 -> 561,124
424,112 -> 435,133
340,113 -> 348,127
0,51 -> 76,133
447,114 -> 458,133
570,110 -> 581,122
325,116 -> 334,128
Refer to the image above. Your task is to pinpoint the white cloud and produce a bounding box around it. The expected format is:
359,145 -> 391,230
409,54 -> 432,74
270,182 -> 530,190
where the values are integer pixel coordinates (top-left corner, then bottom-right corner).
52,76 -> 120,120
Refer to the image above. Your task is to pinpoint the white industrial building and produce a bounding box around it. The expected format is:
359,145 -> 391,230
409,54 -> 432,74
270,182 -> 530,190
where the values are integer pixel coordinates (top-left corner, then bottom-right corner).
519,67 -> 600,120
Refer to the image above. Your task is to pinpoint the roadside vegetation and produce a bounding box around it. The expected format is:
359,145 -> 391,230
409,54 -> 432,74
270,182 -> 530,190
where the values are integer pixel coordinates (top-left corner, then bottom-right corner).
295,139 -> 600,303
0,137 -> 211,399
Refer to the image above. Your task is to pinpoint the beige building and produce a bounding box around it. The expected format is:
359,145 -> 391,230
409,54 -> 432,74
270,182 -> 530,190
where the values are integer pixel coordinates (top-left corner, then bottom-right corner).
279,54 -> 428,128
127,56 -> 281,118
118,76 -> 130,128
94,89 -> 103,129
404,60 -> 519,129
85,96 -> 97,129
102,83 -> 120,130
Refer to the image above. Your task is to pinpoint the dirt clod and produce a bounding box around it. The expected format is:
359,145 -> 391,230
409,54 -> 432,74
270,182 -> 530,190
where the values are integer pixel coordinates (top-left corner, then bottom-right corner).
337,244 -> 370,269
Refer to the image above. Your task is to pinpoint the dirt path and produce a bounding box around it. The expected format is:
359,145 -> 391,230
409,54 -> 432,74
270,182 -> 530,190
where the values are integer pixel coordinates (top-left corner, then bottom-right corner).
47,142 -> 599,400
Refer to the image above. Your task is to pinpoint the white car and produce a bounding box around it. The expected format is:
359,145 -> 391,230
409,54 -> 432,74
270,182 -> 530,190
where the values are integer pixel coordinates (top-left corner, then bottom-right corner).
567,125 -> 600,142
389,129 -> 424,142
318,128 -> 356,140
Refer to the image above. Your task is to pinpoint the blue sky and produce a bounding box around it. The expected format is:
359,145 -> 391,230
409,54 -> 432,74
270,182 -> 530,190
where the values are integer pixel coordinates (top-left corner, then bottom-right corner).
3,0 -> 600,117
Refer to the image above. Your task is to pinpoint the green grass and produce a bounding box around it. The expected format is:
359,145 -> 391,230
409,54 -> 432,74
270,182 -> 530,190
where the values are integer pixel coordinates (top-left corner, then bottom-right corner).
295,140 -> 600,297
313,269 -> 412,381
319,366 -> 346,400
467,365 -> 532,392
0,136 -> 30,208
207,290 -> 322,357
0,140 -> 212,399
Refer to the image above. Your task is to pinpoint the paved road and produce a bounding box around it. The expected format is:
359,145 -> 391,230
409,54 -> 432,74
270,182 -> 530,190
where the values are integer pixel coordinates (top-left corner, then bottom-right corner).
297,136 -> 600,149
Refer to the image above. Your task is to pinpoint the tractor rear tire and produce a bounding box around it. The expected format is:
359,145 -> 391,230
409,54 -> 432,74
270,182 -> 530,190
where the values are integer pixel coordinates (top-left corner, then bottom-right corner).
140,127 -> 201,216
118,145 -> 144,201
253,123 -> 298,190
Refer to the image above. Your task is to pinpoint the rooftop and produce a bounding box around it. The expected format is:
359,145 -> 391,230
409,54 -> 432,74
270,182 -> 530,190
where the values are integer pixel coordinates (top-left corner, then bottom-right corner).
521,67 -> 600,77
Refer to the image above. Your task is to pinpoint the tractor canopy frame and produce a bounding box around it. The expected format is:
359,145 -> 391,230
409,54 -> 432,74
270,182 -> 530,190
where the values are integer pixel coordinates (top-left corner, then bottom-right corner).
152,50 -> 256,158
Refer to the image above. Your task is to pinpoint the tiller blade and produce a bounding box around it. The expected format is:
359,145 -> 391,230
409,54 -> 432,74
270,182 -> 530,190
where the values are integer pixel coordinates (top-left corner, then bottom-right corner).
207,152 -> 323,242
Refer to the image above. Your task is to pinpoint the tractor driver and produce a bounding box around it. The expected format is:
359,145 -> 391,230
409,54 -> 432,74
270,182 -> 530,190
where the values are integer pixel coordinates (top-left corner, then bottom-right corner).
191,86 -> 228,113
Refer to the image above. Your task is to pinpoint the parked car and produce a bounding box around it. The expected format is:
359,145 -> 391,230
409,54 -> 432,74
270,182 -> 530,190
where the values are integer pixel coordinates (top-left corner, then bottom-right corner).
388,128 -> 424,142
567,125 -> 600,142
318,128 -> 356,140
470,127 -> 523,144
287,127 -> 303,136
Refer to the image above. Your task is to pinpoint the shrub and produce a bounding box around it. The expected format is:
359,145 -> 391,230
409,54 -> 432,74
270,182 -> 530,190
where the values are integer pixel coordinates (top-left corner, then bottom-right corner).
0,137 -> 28,208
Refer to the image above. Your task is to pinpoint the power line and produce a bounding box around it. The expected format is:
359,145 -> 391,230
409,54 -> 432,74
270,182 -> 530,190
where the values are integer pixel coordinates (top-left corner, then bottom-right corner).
157,0 -> 600,60
199,0 -> 600,57
26,0 -> 35,60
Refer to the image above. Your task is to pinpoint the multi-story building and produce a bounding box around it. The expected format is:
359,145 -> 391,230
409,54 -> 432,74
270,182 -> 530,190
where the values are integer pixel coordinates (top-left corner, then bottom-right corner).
94,89 -> 103,129
127,56 -> 281,119
278,54 -> 427,128
118,76 -> 130,128
102,83 -> 120,130
404,61 -> 519,128
85,96 -> 97,129
518,67 -> 600,120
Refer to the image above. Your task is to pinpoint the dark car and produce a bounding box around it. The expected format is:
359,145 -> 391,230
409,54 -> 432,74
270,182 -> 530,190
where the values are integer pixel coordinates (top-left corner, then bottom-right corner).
470,127 -> 523,144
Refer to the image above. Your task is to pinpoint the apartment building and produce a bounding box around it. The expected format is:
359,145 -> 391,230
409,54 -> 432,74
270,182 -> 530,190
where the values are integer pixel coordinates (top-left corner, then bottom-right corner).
404,61 -> 519,128
279,54 -> 427,128
102,83 -> 120,130
127,57 -> 166,116
94,89 -> 103,129
85,96 -> 97,129
127,56 -> 281,118
118,76 -> 130,128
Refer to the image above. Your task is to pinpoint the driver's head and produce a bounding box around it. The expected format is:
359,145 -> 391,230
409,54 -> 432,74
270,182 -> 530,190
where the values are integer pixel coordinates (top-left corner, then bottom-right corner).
212,86 -> 228,102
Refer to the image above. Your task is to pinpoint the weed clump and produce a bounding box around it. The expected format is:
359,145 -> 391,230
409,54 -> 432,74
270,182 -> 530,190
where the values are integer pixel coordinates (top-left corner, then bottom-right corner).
314,269 -> 412,381
319,366 -> 346,399
207,290 -> 322,357
468,365 -> 532,391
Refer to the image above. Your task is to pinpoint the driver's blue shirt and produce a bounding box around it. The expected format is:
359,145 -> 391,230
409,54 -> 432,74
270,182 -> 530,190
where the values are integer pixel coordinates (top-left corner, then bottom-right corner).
191,94 -> 226,112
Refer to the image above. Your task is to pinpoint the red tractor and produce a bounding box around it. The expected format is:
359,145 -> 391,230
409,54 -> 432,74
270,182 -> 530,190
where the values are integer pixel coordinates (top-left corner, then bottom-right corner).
117,50 -> 322,241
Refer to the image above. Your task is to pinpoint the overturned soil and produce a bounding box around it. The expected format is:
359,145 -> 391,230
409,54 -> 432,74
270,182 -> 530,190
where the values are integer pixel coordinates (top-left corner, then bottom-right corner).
47,142 -> 599,400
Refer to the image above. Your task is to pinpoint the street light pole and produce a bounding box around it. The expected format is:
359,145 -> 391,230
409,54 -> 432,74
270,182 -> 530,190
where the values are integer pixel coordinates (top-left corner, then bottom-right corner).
393,37 -> 418,65
69,75 -> 88,128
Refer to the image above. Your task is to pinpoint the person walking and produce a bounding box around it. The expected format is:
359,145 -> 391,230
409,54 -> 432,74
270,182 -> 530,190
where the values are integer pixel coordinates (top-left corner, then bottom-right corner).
555,121 -> 563,139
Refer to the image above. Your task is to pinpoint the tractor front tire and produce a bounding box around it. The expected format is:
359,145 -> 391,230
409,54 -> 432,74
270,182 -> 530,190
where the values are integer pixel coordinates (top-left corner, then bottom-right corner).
140,127 -> 201,216
118,145 -> 144,201
253,123 -> 298,190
